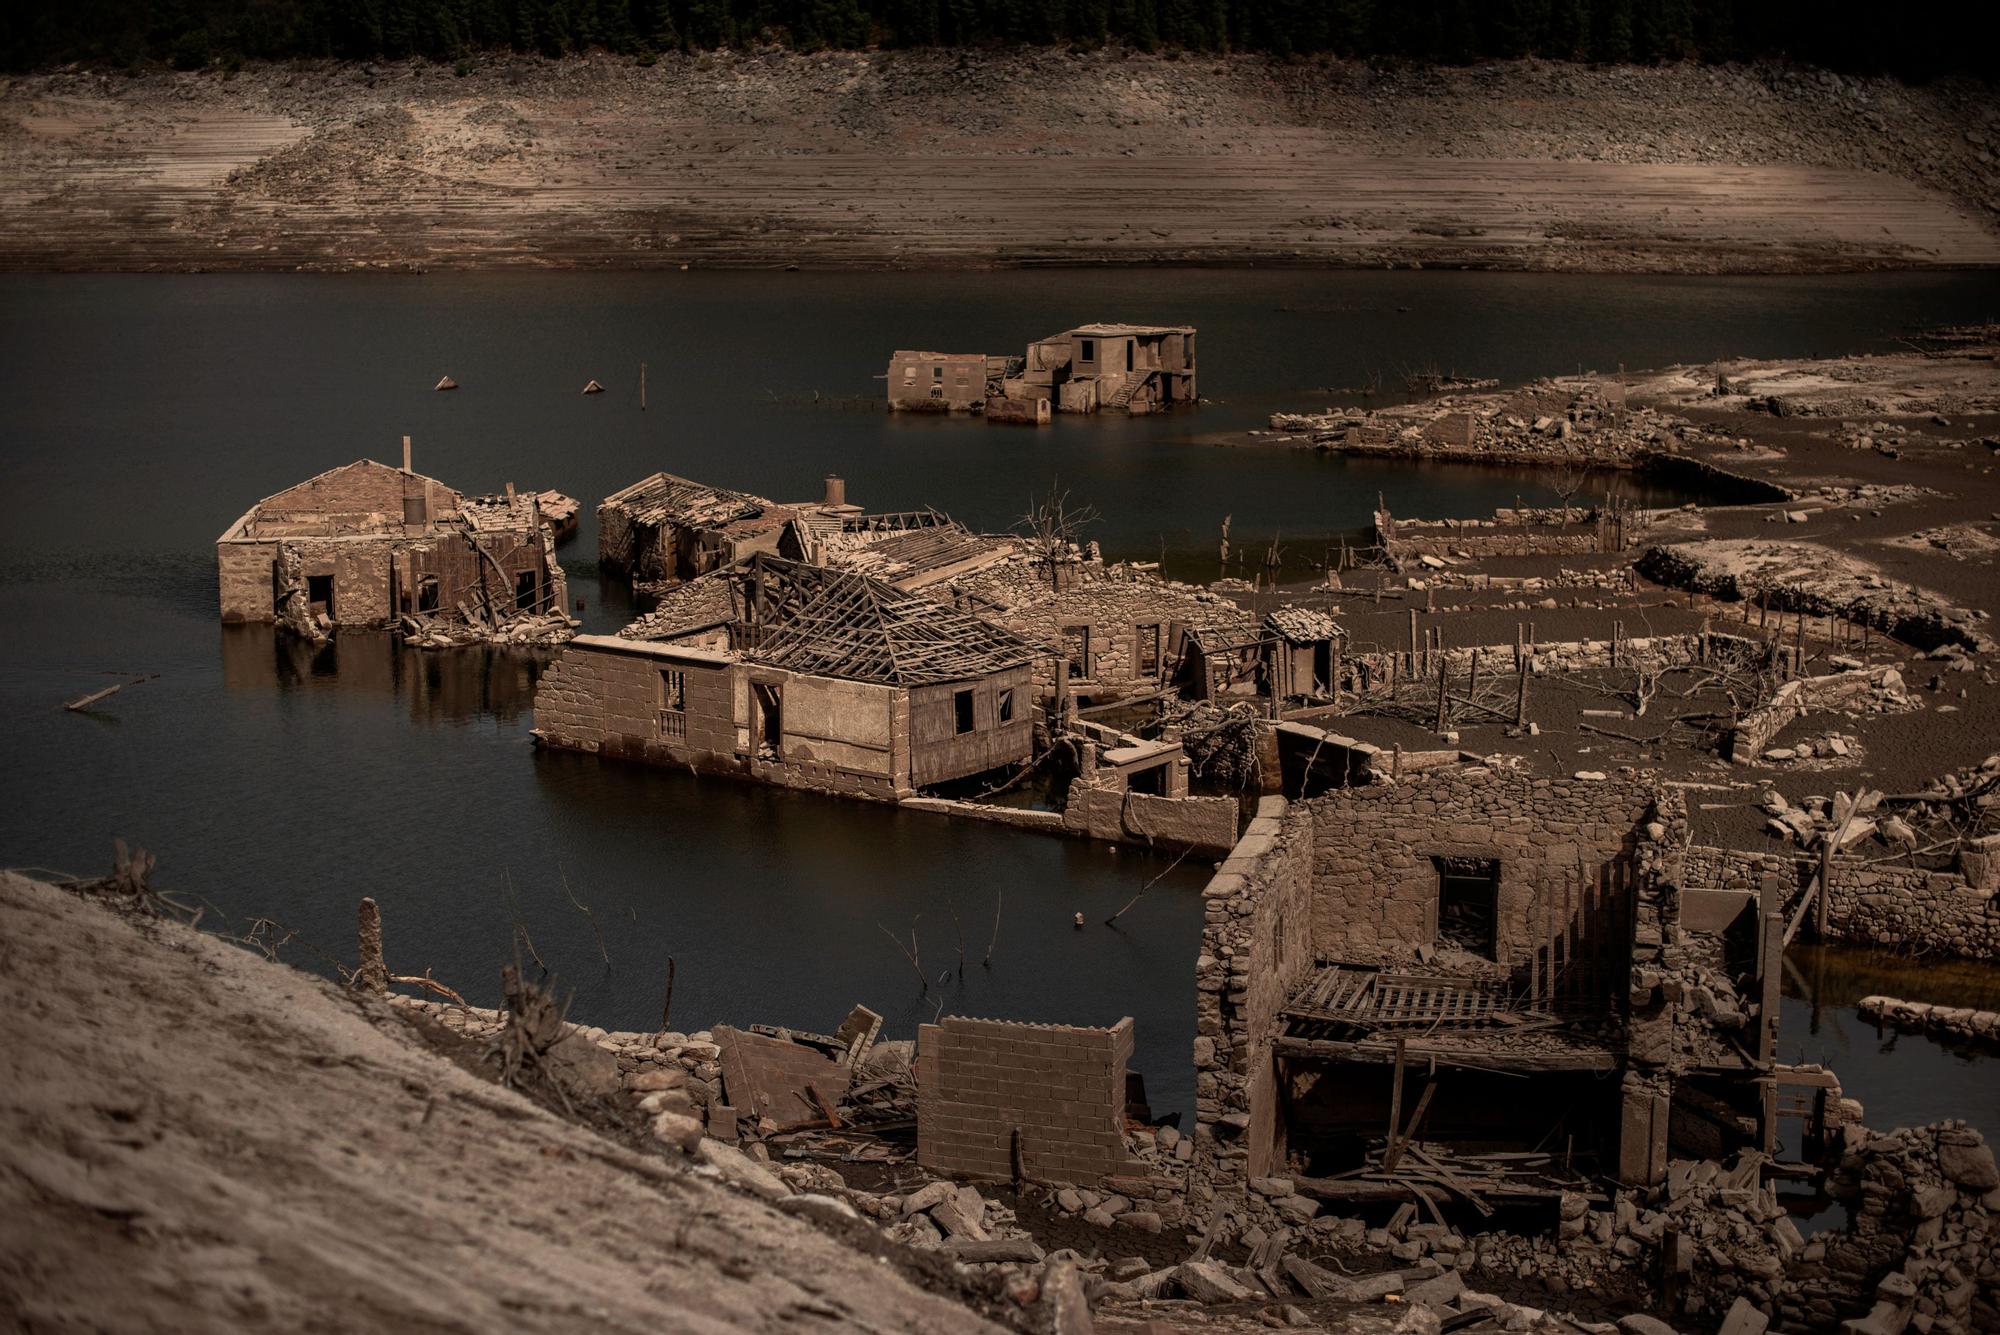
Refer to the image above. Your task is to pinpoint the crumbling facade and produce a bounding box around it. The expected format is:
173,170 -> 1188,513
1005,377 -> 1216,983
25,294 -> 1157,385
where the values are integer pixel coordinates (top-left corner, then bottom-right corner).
945,555 -> 1257,707
216,451 -> 567,642
533,555 -> 1037,798
1011,324 -> 1196,416
1187,769 -> 1796,1227
886,351 -> 1007,412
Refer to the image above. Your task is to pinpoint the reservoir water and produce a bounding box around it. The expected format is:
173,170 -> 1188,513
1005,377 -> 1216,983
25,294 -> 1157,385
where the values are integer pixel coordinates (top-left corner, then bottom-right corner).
3,268 -> 1998,1129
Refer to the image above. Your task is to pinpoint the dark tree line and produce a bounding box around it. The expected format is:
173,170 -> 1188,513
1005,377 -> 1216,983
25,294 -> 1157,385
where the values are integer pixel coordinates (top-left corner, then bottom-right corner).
2,0 -> 1984,78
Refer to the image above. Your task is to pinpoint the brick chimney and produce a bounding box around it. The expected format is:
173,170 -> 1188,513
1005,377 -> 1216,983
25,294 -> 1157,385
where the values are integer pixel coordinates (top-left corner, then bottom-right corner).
402,435 -> 412,474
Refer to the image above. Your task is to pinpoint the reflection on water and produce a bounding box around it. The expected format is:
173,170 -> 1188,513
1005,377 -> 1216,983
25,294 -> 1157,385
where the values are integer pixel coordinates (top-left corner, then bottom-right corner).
219,625 -> 550,722
1780,945 -> 1994,1149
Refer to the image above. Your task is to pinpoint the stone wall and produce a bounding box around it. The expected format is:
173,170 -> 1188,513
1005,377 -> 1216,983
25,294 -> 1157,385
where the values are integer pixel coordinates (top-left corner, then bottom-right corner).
533,636 -> 742,766
1062,785 -> 1240,855
1338,629 -> 1778,708
1303,768 -> 1649,968
217,539 -> 278,622
915,1016 -> 1142,1185
1683,844 -> 2000,961
1187,796 -> 1316,1219
1725,666 -> 1907,762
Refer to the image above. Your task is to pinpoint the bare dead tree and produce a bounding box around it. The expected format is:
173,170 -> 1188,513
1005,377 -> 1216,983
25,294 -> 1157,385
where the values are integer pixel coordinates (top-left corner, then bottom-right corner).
1015,481 -> 1102,568
1546,454 -> 1591,523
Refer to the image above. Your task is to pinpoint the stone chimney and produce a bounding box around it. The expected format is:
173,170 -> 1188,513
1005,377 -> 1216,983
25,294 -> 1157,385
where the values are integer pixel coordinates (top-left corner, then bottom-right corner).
823,474 -> 847,508
402,435 -> 413,474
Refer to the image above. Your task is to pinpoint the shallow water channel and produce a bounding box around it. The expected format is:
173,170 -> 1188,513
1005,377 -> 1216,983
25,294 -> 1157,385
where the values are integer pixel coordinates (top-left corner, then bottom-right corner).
3,269 -> 1998,1127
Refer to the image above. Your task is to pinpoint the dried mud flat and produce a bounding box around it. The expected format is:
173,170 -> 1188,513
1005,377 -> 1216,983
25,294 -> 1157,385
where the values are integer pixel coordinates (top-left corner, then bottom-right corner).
2,51 -> 1998,271
0,869 -> 1007,1334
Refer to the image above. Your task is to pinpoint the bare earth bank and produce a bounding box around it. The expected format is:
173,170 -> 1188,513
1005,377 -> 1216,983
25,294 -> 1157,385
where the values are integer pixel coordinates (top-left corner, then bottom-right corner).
1,51 -> 1997,272
0,870 -> 1008,1334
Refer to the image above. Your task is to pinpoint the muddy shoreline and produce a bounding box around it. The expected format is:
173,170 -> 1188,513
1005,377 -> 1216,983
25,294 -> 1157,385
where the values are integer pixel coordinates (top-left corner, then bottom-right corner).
3,52 -> 1997,273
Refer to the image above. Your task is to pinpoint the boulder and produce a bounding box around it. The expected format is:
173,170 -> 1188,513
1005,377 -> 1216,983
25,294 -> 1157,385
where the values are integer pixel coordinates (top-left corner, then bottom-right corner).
1618,1317 -> 1681,1335
694,1139 -> 790,1202
649,1110 -> 704,1154
1042,1261 -> 1094,1335
1938,1132 -> 1999,1189
1174,1259 -> 1261,1304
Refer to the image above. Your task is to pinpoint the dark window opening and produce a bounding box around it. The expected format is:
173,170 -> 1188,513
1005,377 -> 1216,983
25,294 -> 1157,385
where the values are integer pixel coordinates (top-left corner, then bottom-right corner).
1127,764 -> 1167,796
753,683 -> 783,760
306,574 -> 334,618
1062,624 -> 1091,681
1313,640 -> 1333,693
659,668 -> 686,712
997,688 -> 1014,724
1125,340 -> 1134,371
1136,623 -> 1161,677
1079,338 -> 1095,362
416,575 -> 440,613
514,569 -> 539,611
953,688 -> 975,735
932,365 -> 944,380
1434,856 -> 1500,958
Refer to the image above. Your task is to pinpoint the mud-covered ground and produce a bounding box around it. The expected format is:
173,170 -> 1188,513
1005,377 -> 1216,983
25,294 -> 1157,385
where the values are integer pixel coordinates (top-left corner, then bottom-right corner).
1,51 -> 1997,271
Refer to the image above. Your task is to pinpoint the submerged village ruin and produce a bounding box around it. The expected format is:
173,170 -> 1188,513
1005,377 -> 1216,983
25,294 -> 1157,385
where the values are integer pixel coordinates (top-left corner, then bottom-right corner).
20,317 -> 2000,1335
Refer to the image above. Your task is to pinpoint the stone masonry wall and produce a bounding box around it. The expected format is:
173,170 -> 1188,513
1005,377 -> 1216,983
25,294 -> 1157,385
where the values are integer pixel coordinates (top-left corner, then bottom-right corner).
1188,796 -> 1315,1221
1304,768 -> 1650,966
916,1016 -> 1143,1185
217,539 -> 278,622
1684,844 -> 2000,961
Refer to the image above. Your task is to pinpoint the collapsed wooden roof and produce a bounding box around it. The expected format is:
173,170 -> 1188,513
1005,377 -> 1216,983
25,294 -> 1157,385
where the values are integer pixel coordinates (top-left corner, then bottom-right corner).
819,511 -> 1016,589
622,554 -> 1037,687
745,556 -> 1036,686
603,471 -> 771,529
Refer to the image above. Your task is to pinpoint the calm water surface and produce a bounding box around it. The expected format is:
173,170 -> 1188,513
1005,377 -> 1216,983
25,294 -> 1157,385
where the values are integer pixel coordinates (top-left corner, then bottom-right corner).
5,269 -> 1999,1125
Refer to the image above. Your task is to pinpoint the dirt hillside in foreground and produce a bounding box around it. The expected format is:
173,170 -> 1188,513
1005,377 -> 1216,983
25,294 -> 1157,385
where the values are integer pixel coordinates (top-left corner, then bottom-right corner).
0,870 -> 1003,1333
1,51 -> 1997,271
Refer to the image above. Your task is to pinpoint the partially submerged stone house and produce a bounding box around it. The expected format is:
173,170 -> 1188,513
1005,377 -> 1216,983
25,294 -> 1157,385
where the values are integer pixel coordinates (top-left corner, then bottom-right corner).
1188,769 -> 1816,1223
533,555 -> 1038,798
885,351 -> 1008,412
216,446 -> 565,639
885,322 -> 1198,422
599,471 -> 802,584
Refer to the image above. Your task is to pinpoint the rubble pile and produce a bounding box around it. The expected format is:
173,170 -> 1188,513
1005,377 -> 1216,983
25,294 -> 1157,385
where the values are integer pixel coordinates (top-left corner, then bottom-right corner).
1270,376 -> 1734,469
1758,731 -> 1866,768
1635,540 -> 1992,654
1781,1123 -> 2000,1335
401,609 -> 579,648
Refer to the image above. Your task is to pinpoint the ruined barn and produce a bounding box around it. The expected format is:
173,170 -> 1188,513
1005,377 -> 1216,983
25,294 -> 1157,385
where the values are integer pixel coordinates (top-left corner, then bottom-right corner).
215,449 -> 565,638
533,555 -> 1038,798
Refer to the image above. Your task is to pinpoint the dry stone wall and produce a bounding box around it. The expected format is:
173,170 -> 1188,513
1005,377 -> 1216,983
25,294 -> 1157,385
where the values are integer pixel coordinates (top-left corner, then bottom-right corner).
1683,844 -> 2000,961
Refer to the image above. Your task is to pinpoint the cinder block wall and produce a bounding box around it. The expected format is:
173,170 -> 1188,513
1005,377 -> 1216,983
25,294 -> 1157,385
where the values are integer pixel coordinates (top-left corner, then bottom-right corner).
916,1016 -> 1141,1185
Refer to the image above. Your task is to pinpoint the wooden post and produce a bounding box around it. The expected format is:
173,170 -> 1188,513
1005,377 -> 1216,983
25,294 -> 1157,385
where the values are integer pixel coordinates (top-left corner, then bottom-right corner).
1408,609 -> 1418,676
356,897 -> 387,995
1468,648 -> 1481,708
640,361 -> 647,410
1435,657 -> 1449,733
1516,651 -> 1529,726
1387,1037 -> 1407,1153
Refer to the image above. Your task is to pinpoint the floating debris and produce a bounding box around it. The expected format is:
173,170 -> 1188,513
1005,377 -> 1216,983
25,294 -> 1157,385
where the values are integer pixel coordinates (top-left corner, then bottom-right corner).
433,375 -> 458,391
582,379 -> 605,395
